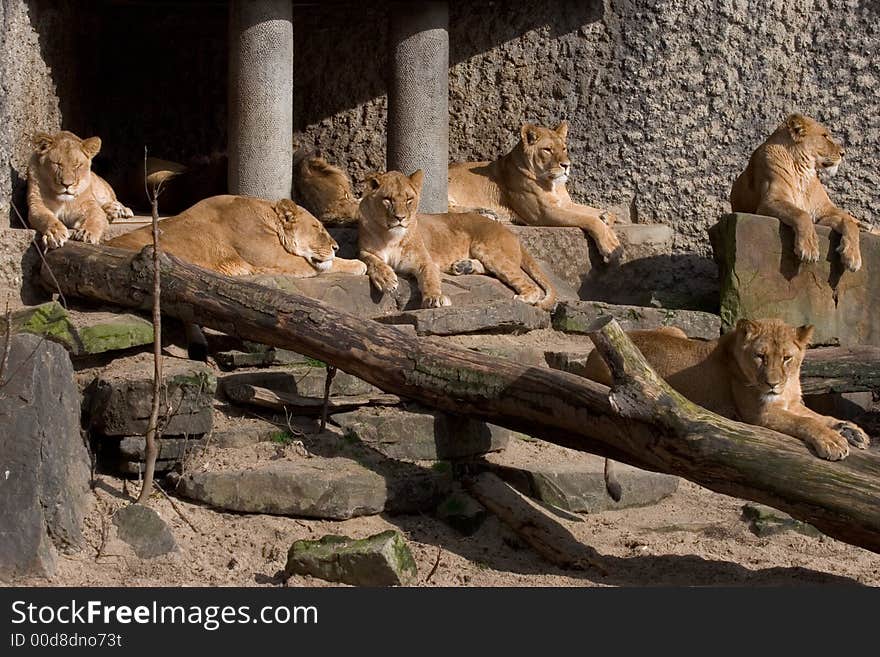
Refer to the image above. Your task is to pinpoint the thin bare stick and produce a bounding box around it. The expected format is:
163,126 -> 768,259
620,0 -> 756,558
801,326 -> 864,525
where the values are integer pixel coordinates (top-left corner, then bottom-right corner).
0,300 -> 11,385
425,546 -> 442,583
153,480 -> 198,534
136,147 -> 163,505
9,200 -> 67,308
319,364 -> 337,432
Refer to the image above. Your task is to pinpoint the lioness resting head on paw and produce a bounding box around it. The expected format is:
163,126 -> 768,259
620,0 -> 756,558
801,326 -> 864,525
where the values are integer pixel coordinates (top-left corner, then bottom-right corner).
447,121 -> 622,263
358,170 -> 557,310
293,149 -> 360,224
584,318 -> 871,461
107,195 -> 367,278
27,130 -> 133,248
730,113 -> 862,272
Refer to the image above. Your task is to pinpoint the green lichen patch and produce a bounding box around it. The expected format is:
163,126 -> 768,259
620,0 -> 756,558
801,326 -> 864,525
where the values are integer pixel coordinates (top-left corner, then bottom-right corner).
10,302 -> 79,351
77,318 -> 154,355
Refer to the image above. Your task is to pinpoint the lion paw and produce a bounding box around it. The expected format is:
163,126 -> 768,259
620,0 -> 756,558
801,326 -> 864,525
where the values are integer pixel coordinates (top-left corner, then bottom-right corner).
596,230 -> 623,265
422,294 -> 451,308
834,421 -> 871,449
795,229 -> 821,263
809,431 -> 850,461
71,225 -> 104,245
368,266 -> 399,294
352,260 -> 368,276
41,222 -> 70,250
514,289 -> 543,305
451,259 -> 475,275
837,237 -> 862,272
103,201 -> 134,221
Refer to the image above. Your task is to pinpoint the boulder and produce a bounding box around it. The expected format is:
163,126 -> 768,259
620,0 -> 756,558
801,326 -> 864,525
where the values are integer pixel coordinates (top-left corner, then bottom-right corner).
484,454 -> 679,513
0,227 -> 45,308
112,504 -> 178,558
332,406 -> 511,461
220,364 -> 380,400
552,300 -> 721,339
741,502 -> 821,538
376,300 -> 550,336
285,530 -> 417,586
0,334 -> 90,578
435,490 -> 488,536
10,302 -> 154,356
87,355 -> 216,436
175,457 -> 451,519
711,213 -> 880,346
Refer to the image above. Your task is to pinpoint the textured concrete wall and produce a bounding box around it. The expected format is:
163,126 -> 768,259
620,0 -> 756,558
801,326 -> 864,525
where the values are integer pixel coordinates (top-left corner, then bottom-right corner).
293,0 -> 880,257
228,0 -> 293,199
387,2 -> 449,213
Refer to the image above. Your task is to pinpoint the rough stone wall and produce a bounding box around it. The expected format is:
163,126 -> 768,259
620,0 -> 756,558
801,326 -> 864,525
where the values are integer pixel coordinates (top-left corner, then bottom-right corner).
294,0 -> 880,255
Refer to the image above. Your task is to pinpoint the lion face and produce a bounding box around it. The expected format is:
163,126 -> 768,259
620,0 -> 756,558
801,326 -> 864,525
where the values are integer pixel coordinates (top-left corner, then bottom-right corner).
273,199 -> 339,272
360,170 -> 422,237
32,131 -> 101,201
519,122 -> 572,185
785,114 -> 845,176
732,318 -> 813,400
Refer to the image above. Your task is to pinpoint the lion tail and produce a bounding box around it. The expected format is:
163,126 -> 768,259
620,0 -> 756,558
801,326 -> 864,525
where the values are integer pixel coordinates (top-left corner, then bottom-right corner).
520,248 -> 557,312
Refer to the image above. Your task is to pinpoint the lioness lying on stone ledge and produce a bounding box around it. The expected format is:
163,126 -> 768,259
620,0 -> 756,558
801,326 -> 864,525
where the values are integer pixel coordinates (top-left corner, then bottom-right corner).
447,121 -> 622,264
584,318 -> 871,462
359,170 -> 557,310
731,113 -> 863,272
107,195 -> 367,277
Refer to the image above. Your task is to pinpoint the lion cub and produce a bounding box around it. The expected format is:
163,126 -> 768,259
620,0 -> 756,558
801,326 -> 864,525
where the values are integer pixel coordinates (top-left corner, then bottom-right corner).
447,122 -> 622,263
359,170 -> 557,310
731,113 -> 862,272
27,130 -> 133,248
584,318 -> 871,461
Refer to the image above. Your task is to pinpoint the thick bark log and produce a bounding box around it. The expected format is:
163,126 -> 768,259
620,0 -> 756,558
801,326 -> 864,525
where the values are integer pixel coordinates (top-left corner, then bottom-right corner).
42,243 -> 880,553
801,346 -> 880,395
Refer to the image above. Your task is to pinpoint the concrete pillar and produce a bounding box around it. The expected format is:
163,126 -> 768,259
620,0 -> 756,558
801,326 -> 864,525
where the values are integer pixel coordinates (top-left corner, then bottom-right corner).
387,1 -> 449,213
228,0 -> 293,199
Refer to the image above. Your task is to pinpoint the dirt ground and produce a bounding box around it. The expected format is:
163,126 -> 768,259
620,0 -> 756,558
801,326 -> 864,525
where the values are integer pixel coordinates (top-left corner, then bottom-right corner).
9,430 -> 880,588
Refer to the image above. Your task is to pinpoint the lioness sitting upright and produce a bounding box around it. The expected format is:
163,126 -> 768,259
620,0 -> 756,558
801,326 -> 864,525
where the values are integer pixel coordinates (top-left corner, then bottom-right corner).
107,195 -> 366,277
27,130 -> 133,248
447,121 -> 622,263
359,170 -> 556,310
583,318 -> 871,461
730,113 -> 862,272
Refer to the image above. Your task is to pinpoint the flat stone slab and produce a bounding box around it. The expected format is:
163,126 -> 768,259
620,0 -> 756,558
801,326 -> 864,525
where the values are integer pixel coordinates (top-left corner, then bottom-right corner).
0,334 -> 90,578
332,406 -> 511,461
552,300 -> 721,339
112,504 -> 178,558
285,530 -> 417,586
710,213 -> 880,346
741,503 -> 821,538
10,302 -> 154,356
485,455 -> 679,513
376,300 -> 550,336
220,364 -> 380,400
87,355 -> 216,436
0,228 -> 45,308
176,457 -> 451,519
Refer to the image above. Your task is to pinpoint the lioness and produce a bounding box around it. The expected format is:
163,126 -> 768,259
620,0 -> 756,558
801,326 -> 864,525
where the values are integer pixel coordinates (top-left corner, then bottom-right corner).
584,318 -> 871,461
107,195 -> 367,277
27,130 -> 134,248
447,122 -> 622,263
293,149 -> 360,224
730,113 -> 862,272
359,170 -> 557,310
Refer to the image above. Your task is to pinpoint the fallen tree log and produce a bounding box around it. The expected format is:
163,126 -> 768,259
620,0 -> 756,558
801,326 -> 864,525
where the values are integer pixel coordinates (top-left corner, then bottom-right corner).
801,346 -> 880,395
42,243 -> 880,552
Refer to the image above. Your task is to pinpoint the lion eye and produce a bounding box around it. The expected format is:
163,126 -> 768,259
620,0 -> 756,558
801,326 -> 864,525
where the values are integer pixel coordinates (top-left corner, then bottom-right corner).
542,148 -> 552,154
406,198 -> 413,206
783,355 -> 793,364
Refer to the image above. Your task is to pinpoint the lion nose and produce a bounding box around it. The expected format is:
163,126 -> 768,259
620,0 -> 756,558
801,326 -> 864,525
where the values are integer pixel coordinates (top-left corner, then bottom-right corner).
561,162 -> 571,172
332,243 -> 339,252
840,148 -> 846,157
394,214 -> 407,222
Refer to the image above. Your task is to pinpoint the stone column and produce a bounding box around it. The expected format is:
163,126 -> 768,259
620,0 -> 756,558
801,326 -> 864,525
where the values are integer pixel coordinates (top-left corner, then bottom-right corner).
387,1 -> 449,213
228,0 -> 293,199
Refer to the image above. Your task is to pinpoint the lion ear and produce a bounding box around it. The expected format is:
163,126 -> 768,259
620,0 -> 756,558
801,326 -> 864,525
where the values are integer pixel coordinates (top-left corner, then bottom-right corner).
736,318 -> 760,340
786,114 -> 808,142
409,169 -> 424,193
365,173 -> 382,192
32,131 -> 54,154
521,123 -> 540,146
795,324 -> 814,347
555,121 -> 569,140
274,198 -> 298,222
81,136 -> 102,159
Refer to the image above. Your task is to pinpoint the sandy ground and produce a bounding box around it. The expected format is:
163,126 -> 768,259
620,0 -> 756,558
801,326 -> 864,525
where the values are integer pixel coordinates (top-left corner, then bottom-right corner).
8,430 -> 880,588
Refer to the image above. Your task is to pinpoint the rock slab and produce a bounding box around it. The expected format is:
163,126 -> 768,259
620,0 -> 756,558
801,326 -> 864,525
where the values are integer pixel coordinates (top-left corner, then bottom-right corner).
377,300 -> 550,336
741,502 -> 821,538
112,504 -> 178,558
0,334 -> 90,577
552,300 -> 721,339
711,213 -> 880,346
285,531 -> 417,586
332,406 -> 511,461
